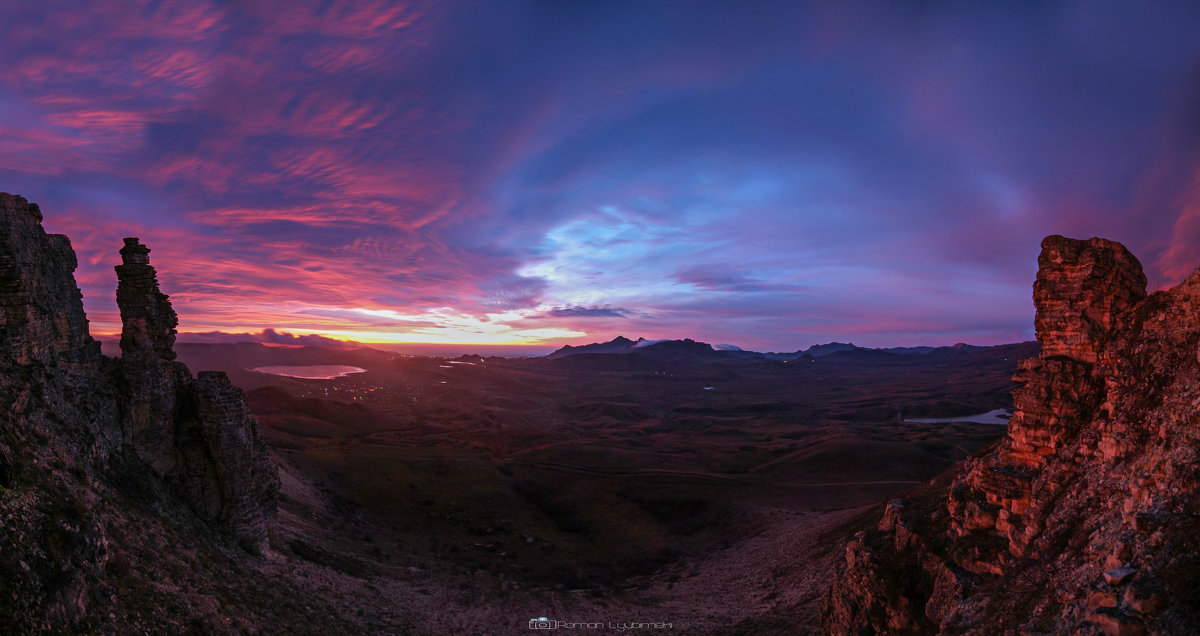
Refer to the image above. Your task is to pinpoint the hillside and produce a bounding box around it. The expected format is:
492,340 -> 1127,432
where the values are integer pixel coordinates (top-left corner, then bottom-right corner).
824,236 -> 1200,635
0,193 -> 285,631
0,191 -> 1082,633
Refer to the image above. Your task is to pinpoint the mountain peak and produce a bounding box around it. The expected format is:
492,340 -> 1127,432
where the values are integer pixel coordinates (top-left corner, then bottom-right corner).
801,342 -> 862,356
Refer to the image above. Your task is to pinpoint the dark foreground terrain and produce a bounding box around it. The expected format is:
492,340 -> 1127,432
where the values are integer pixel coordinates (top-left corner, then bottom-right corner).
168,337 -> 1034,632
1,191 -> 1034,634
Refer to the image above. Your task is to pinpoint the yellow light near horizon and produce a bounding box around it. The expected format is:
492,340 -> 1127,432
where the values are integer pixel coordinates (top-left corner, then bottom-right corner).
308,327 -> 584,345
307,306 -> 589,345
95,326 -> 584,346
94,303 -> 589,347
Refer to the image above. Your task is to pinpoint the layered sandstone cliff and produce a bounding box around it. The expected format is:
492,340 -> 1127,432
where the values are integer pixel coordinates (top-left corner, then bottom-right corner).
0,193 -> 277,629
823,235 -> 1200,635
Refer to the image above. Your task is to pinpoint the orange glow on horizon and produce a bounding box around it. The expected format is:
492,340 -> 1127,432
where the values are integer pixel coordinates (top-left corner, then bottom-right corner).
86,300 -> 590,348
91,326 -> 588,347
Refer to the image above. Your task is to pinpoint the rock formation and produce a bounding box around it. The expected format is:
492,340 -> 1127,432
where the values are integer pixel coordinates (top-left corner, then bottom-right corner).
189,370 -> 279,552
113,235 -> 278,553
823,235 -> 1200,635
110,234 -> 277,552
0,194 -> 99,365
115,237 -> 178,361
0,193 -> 277,629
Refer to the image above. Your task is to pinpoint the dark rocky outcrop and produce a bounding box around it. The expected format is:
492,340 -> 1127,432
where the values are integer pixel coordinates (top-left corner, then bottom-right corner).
823,235 -> 1200,635
190,370 -> 278,552
0,192 -> 277,629
112,235 -> 277,552
115,237 -> 178,361
0,194 -> 99,365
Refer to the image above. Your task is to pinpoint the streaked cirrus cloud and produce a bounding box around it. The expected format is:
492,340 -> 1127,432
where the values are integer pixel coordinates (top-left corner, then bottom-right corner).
1,0 -> 1198,351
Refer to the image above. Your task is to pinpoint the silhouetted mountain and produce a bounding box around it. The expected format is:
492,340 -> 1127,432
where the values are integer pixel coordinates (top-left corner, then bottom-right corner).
879,345 -> 936,355
802,342 -> 863,356
550,338 -> 1037,368
762,342 -> 864,360
546,335 -> 639,358
823,347 -> 899,362
633,338 -> 718,361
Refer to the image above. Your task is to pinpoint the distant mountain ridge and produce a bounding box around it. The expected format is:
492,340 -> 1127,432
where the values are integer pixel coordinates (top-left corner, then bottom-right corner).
545,335 -> 642,357
547,336 -> 1017,362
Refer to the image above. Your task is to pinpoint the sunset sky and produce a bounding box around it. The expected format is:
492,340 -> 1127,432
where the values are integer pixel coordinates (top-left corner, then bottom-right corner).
2,1 -> 1199,353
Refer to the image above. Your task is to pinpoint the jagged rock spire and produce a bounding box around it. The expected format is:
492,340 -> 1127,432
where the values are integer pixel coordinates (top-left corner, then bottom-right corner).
115,237 -> 178,360
111,235 -> 277,552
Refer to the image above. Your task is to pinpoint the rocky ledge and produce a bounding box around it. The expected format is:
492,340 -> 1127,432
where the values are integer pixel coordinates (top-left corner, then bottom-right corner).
0,193 -> 277,629
823,235 -> 1200,635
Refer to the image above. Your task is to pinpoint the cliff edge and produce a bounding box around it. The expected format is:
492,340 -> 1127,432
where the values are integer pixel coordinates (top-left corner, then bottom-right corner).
823,235 -> 1200,635
0,193 -> 277,630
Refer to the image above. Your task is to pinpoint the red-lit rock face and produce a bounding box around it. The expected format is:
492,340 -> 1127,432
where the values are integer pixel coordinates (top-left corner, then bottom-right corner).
824,235 -> 1200,635
1033,235 -> 1146,364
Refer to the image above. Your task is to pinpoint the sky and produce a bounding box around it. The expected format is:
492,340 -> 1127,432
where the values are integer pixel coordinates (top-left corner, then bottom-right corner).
2,0 -> 1199,353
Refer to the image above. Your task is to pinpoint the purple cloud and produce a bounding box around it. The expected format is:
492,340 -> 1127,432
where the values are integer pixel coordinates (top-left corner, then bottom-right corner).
545,306 -> 630,319
1,1 -> 1198,350
178,328 -> 350,348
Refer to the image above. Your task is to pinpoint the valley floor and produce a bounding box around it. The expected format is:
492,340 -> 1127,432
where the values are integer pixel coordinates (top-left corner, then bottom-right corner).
150,340 -> 1031,633
260,490 -> 868,635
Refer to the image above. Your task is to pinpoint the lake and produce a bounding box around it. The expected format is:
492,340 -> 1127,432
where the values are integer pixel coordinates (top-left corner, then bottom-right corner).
249,365 -> 367,380
904,409 -> 1011,425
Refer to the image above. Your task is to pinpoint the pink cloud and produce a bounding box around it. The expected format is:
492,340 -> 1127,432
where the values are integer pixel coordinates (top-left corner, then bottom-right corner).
1157,167 -> 1200,284
7,1 -> 1199,351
